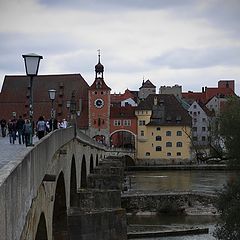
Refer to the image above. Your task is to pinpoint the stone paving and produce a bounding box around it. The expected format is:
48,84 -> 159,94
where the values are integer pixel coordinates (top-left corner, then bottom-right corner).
0,135 -> 39,183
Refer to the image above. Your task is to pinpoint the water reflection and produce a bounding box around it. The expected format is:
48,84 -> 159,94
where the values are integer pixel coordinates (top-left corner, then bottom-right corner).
128,215 -> 217,240
126,170 -> 235,193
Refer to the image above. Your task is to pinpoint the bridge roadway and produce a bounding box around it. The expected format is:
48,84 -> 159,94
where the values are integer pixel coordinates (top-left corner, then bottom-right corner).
0,136 -> 40,184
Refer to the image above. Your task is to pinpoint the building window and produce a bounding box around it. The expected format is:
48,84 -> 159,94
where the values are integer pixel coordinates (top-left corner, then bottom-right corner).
156,136 -> 162,141
202,127 -> 206,131
166,131 -> 171,136
156,146 -> 162,151
193,136 -> 198,141
202,136 -> 206,141
123,120 -> 131,126
157,127 -> 161,131
177,131 -> 182,136
193,127 -> 197,131
176,142 -> 182,147
114,120 -> 121,126
177,152 -> 181,156
166,142 -> 172,147
194,105 -> 197,109
146,152 -> 150,156
202,118 -> 206,122
139,120 -> 146,126
193,118 -> 197,123
141,130 -> 144,136
167,152 -> 171,156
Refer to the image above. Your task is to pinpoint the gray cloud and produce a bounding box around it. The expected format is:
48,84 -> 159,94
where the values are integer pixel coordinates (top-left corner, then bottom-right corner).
150,47 -> 240,69
0,31 -> 93,73
38,0 -> 195,10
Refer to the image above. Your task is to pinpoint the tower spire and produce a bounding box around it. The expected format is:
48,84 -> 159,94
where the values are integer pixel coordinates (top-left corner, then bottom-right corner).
97,49 -> 101,63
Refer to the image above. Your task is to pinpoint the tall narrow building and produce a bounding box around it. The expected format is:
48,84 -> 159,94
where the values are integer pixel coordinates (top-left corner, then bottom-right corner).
88,51 -> 111,145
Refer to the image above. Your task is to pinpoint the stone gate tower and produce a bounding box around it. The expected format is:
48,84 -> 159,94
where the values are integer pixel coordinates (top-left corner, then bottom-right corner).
88,51 -> 111,145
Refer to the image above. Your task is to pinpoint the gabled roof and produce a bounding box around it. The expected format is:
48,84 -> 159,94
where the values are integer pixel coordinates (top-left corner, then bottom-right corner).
111,89 -> 138,103
139,80 -> 156,89
89,78 -> 111,90
182,86 -> 235,104
137,94 -> 191,126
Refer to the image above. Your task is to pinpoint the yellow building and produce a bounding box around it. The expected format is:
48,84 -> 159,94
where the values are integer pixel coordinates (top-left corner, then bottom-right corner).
135,94 -> 192,165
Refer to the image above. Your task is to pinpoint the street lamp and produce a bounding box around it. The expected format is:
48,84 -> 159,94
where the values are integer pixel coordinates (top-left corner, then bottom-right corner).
48,89 -> 56,131
22,53 -> 43,145
70,91 -> 77,137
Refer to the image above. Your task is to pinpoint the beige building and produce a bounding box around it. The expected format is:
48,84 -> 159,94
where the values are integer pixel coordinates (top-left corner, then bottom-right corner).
135,94 -> 192,165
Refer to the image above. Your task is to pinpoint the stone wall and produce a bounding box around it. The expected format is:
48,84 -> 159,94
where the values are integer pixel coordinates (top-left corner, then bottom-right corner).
121,192 -> 217,215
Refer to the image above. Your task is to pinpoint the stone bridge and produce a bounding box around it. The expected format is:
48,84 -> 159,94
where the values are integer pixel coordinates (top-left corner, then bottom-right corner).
0,127 -> 131,240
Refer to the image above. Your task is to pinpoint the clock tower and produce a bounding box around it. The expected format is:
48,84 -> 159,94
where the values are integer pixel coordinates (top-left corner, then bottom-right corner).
88,51 -> 111,145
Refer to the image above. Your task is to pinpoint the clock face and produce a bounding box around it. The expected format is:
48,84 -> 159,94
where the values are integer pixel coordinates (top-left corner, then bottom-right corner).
94,98 -> 104,108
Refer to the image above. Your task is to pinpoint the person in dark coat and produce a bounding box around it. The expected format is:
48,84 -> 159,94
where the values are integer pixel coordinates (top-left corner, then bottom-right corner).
16,115 -> 25,144
0,118 -> 7,137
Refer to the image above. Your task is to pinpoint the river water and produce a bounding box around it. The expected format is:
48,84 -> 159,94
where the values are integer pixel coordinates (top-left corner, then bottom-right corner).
126,170 -> 235,193
125,170 -> 237,240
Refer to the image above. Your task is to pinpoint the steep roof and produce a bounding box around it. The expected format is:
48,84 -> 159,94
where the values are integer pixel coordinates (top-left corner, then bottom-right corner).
0,74 -> 89,128
89,78 -> 111,90
139,80 -> 156,89
182,86 -> 235,104
137,94 -> 191,126
111,89 -> 138,103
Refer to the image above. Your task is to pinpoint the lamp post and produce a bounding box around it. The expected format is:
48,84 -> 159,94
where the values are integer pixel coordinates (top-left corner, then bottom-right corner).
70,91 -> 77,137
22,53 -> 43,145
48,89 -> 56,131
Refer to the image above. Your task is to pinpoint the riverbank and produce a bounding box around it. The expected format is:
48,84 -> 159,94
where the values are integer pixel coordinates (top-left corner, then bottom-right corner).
123,192 -> 217,239
122,191 -> 218,216
126,164 -> 229,171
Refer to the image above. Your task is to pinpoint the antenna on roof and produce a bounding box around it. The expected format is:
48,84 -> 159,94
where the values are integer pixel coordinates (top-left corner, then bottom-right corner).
142,76 -> 145,85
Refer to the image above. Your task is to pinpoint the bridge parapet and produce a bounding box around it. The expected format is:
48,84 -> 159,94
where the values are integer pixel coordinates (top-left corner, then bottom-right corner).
0,127 -> 76,240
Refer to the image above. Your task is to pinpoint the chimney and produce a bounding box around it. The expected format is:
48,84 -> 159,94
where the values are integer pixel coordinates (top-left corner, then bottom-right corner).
202,87 -> 204,93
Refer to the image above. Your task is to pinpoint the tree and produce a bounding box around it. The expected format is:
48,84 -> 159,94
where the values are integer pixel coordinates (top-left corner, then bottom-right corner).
214,96 -> 240,239
214,177 -> 240,240
219,97 -> 240,166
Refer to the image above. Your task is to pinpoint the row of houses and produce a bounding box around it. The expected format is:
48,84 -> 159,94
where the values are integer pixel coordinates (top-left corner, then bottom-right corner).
0,54 -> 236,164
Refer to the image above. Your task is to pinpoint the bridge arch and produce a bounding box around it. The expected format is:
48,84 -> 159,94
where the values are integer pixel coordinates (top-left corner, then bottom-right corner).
52,172 -> 68,239
110,129 -> 136,149
80,155 -> 87,188
96,154 -> 99,166
90,154 -> 94,173
35,212 -> 48,240
70,155 -> 77,207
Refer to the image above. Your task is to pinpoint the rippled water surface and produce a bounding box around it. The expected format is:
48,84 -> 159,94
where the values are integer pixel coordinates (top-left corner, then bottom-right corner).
125,170 -> 238,240
126,170 -> 236,193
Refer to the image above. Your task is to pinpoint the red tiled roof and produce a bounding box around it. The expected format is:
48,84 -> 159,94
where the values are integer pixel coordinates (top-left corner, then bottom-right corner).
111,89 -> 137,103
110,105 -> 137,118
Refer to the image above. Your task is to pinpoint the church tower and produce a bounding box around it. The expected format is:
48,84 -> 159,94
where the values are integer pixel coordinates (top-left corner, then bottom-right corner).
88,50 -> 111,145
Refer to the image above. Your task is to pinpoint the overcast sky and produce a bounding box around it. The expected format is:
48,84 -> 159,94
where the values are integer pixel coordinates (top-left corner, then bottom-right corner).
0,0 -> 239,94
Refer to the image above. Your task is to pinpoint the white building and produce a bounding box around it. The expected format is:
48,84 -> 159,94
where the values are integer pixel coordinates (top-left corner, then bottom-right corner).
188,101 -> 215,147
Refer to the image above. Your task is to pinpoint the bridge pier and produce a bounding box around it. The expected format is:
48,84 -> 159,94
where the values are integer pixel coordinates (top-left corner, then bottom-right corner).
67,156 -> 127,240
